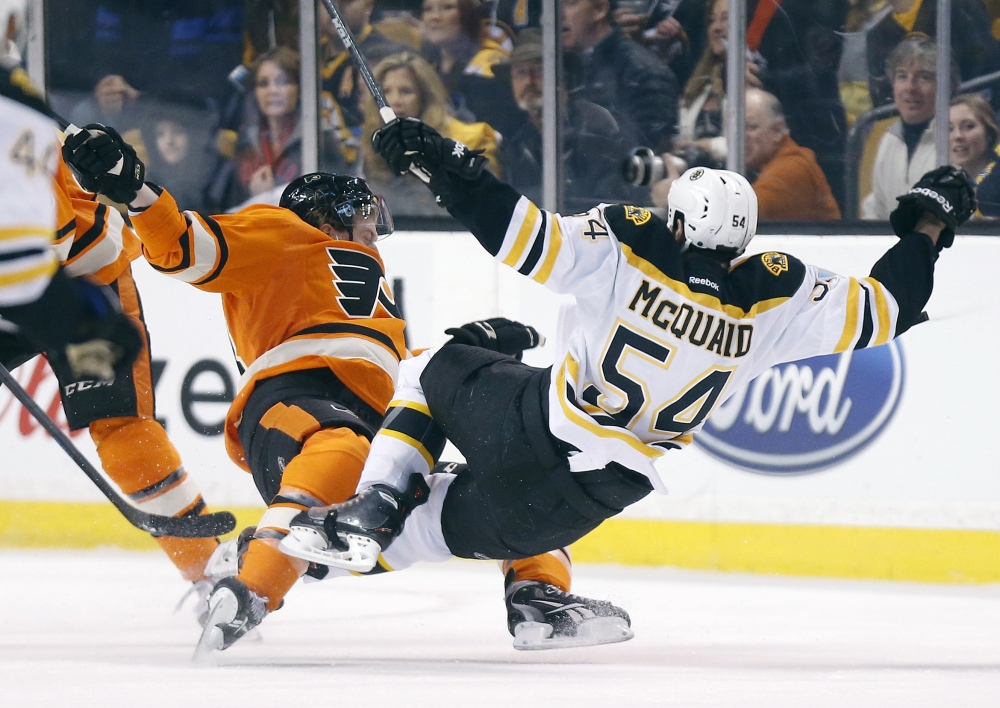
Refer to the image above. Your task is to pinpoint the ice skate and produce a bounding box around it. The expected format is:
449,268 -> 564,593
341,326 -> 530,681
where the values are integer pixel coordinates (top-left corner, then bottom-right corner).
279,473 -> 429,572
192,577 -> 268,661
505,573 -> 634,650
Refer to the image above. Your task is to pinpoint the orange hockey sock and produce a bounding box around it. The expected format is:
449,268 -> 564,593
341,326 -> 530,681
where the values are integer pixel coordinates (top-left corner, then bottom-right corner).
90,415 -> 218,581
502,548 -> 572,591
238,539 -> 302,612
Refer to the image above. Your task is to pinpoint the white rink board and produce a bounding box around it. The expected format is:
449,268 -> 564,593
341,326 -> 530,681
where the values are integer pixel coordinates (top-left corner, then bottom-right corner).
0,233 -> 997,530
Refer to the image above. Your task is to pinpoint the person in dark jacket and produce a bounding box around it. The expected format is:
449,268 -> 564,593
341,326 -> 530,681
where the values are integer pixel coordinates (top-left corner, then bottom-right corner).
495,28 -> 639,211
867,0 -> 1000,110
562,0 -> 679,154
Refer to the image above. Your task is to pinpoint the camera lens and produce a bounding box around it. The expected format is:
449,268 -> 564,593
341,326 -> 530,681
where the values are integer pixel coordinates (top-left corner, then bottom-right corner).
621,147 -> 665,187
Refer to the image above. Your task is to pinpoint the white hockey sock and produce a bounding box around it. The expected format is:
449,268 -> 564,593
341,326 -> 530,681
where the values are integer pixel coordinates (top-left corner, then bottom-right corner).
380,471 -> 456,570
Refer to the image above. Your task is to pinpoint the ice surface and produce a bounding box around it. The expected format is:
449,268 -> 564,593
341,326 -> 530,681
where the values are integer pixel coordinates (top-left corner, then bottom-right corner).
2,550 -> 999,707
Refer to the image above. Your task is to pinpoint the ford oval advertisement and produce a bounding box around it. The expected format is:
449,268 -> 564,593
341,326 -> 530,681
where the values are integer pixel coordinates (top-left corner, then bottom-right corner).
694,342 -> 905,474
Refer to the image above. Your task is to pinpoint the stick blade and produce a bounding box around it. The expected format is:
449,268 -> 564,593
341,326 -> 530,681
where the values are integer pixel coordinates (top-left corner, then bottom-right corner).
142,510 -> 237,538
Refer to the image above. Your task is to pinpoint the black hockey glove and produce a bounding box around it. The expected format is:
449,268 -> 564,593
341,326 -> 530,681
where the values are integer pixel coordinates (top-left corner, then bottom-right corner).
889,165 -> 977,250
372,117 -> 488,207
444,318 -> 544,359
0,269 -> 142,381
62,123 -> 145,205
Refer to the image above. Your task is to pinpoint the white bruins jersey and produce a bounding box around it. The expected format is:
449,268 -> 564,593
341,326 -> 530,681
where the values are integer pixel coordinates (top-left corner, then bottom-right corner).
0,68 -> 59,307
491,198 -> 902,492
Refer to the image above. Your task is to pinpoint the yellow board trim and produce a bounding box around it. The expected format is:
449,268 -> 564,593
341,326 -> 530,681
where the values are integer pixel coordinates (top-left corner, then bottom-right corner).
4,501 -> 1000,584
571,517 -> 1000,584
0,500 -> 264,549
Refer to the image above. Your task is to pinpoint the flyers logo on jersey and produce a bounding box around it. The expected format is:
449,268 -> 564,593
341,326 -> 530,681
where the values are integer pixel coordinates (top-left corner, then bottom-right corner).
695,342 -> 905,474
624,206 -> 651,226
761,252 -> 789,276
327,247 -> 401,319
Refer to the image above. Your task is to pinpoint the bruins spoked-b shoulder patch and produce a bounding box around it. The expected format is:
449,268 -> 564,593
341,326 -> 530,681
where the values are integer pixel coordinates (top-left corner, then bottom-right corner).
761,252 -> 789,276
624,205 -> 652,226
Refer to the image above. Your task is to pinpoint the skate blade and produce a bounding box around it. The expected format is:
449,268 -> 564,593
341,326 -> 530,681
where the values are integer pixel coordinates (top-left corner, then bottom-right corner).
279,527 -> 380,573
203,538 -> 239,580
192,588 -> 238,663
512,617 -> 634,651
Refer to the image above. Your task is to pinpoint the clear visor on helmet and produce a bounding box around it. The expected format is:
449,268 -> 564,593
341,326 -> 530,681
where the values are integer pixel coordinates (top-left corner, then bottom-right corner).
335,194 -> 394,239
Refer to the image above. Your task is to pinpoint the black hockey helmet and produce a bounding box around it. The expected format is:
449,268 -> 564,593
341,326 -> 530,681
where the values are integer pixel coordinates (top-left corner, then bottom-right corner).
279,172 -> 394,239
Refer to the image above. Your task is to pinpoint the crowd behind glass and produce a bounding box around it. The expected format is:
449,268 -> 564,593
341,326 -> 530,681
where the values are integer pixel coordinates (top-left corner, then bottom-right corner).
39,0 -> 1000,222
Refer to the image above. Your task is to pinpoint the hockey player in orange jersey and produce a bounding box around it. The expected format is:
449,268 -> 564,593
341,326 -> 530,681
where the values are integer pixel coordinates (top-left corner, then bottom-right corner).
0,152 -> 224,607
62,123 -> 617,655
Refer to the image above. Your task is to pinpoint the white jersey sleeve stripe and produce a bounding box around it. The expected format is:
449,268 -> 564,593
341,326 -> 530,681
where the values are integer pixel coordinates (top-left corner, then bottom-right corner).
0,225 -> 52,242
500,198 -> 540,268
63,209 -> 128,278
834,277 -> 862,353
531,212 -> 563,285
170,212 -> 222,284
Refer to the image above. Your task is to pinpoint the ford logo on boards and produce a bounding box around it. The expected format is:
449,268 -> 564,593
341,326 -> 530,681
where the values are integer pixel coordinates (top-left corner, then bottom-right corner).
693,342 -> 905,474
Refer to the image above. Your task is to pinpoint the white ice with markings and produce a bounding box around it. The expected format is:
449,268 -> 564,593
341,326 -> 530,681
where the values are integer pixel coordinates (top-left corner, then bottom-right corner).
2,550 -> 999,707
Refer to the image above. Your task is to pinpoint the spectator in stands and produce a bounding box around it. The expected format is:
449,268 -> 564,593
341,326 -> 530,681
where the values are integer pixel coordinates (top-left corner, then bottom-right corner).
743,0 -> 850,208
867,0 -> 1000,109
742,88 -> 841,220
494,28 -> 637,211
667,0 -> 766,170
561,0 -> 680,153
650,89 -> 839,221
862,34 -> 955,219
320,0 -> 411,132
143,98 -> 216,213
360,51 -> 502,215
614,0 -> 710,87
949,93 -> 999,181
419,0 -> 514,119
233,47 -> 347,204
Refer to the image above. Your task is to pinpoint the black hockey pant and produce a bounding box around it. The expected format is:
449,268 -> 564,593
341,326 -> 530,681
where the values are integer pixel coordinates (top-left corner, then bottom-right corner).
421,344 -> 653,560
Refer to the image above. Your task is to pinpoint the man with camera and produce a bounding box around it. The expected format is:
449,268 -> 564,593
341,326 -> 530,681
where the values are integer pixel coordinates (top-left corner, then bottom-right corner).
646,89 -> 839,221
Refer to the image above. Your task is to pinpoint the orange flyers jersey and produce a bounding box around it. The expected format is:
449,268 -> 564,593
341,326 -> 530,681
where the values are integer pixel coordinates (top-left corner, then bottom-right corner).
129,188 -> 407,470
52,155 -> 141,284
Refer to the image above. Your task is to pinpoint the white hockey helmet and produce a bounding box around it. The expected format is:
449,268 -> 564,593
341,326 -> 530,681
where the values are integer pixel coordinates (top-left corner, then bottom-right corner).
667,167 -> 758,256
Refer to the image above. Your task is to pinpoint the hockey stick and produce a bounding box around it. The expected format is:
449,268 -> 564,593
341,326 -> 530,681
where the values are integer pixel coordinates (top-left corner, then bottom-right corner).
318,0 -> 432,183
0,363 -> 236,538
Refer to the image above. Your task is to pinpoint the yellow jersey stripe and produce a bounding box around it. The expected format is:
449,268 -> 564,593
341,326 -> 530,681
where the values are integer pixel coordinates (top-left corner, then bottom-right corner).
864,277 -> 891,346
532,213 -> 563,285
0,225 -> 52,242
387,399 -> 432,417
0,257 -> 58,288
621,245 -> 789,319
501,201 -> 540,268
834,278 -> 861,353
557,355 -> 660,461
377,428 -> 435,469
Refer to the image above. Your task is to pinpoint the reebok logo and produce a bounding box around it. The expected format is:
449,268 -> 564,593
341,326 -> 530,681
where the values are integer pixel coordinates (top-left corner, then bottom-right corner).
452,141 -> 468,158
909,187 -> 954,212
689,276 -> 720,291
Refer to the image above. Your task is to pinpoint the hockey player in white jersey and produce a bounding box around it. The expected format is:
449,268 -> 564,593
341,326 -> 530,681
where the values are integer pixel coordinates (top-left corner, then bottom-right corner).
280,117 -> 976,648
0,22 -> 140,383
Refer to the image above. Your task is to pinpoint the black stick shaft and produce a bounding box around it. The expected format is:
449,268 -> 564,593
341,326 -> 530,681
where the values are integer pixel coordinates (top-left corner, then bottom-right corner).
0,363 -> 235,538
